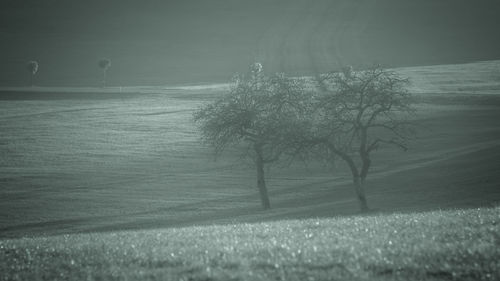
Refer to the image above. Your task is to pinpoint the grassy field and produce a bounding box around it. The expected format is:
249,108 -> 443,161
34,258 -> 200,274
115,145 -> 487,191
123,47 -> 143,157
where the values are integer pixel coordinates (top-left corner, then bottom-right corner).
1,60 -> 500,237
1,207 -> 499,281
1,60 -> 500,279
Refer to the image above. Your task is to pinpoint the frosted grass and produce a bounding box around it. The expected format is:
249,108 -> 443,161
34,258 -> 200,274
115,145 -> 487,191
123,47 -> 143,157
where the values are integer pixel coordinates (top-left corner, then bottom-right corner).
1,206 -> 498,281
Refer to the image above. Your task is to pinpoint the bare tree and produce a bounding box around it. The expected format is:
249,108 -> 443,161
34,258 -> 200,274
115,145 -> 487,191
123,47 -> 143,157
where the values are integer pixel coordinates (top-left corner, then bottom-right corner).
98,58 -> 111,87
194,64 -> 306,209
26,60 -> 39,87
296,66 -> 415,212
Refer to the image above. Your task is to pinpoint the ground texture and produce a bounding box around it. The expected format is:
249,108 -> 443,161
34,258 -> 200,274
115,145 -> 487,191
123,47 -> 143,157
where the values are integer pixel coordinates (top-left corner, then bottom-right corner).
1,207 -> 499,281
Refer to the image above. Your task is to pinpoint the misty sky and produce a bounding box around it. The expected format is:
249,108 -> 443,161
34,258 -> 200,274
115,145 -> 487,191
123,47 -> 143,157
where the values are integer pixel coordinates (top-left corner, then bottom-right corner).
1,0 -> 500,86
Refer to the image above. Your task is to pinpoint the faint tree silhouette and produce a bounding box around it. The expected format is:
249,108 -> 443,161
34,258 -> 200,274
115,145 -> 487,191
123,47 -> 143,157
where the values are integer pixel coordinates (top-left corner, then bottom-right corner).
98,58 -> 111,87
26,60 -> 39,87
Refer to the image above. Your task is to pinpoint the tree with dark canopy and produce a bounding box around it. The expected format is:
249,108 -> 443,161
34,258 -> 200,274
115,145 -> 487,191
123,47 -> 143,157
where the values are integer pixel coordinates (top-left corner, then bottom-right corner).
26,60 -> 38,87
98,58 -> 111,87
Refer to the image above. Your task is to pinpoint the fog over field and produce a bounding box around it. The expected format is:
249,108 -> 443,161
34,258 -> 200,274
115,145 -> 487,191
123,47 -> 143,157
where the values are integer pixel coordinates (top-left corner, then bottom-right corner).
1,0 -> 500,86
1,1 -> 500,280
1,0 -> 500,238
1,60 -> 500,237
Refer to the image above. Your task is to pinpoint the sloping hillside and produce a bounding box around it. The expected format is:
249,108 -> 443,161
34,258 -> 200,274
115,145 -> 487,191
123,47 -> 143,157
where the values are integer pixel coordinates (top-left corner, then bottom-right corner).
1,60 -> 500,238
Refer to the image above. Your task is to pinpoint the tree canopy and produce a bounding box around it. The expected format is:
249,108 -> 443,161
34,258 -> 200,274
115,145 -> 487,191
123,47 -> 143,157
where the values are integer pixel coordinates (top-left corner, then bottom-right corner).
194,64 -> 415,212
194,65 -> 307,209
98,58 -> 111,87
297,65 -> 415,211
26,60 -> 39,87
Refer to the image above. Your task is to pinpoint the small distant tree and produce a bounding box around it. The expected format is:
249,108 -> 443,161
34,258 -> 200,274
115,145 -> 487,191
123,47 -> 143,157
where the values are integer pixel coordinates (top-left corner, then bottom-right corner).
26,60 -> 39,87
98,58 -> 111,87
194,63 -> 307,209
295,65 -> 415,212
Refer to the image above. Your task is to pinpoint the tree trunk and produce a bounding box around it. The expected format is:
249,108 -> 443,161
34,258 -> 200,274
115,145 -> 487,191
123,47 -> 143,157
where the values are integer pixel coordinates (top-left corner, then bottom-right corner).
255,145 -> 271,209
353,177 -> 369,212
329,145 -> 370,212
102,70 -> 107,88
327,144 -> 370,212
